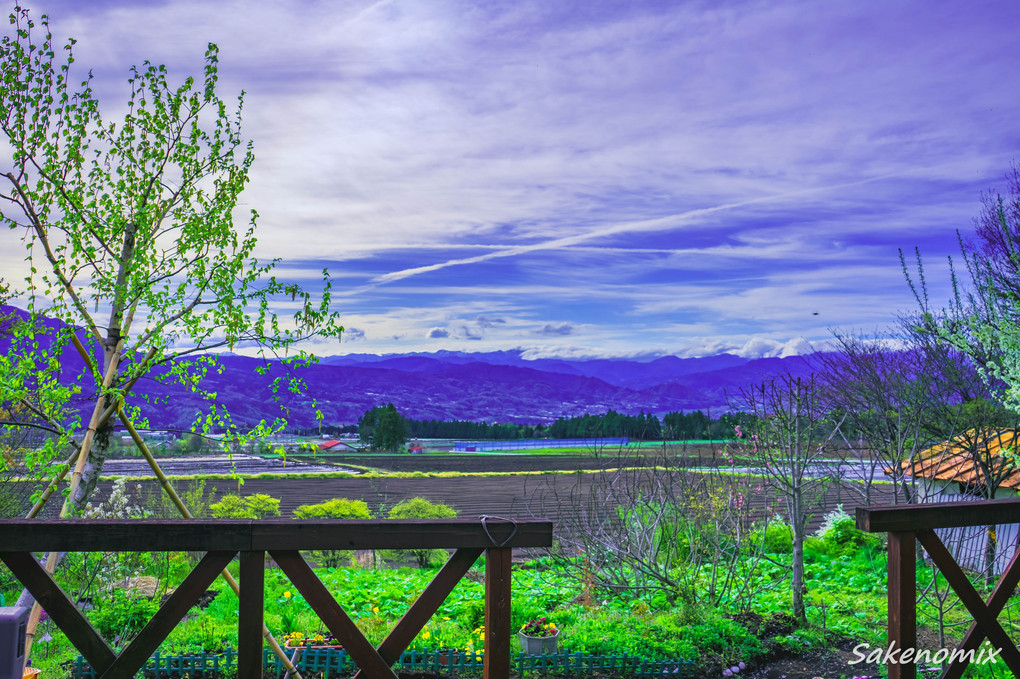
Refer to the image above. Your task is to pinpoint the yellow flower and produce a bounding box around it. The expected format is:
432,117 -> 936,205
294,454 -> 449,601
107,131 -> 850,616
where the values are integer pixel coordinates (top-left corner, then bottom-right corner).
422,631 -> 431,640
373,606 -> 379,613
283,591 -> 291,599
442,616 -> 450,621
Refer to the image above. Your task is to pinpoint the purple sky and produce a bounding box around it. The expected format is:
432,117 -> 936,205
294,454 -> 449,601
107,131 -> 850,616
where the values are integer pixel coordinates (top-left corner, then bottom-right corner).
4,0 -> 1020,359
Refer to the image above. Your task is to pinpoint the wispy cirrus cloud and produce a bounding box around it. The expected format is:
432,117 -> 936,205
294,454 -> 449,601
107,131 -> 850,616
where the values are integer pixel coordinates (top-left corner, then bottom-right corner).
4,0 -> 1018,358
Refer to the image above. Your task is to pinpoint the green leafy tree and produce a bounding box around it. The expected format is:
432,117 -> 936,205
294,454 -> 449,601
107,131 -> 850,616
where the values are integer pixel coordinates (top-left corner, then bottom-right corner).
177,433 -> 205,455
0,7 -> 342,516
210,492 -> 280,519
359,403 -> 408,452
293,498 -> 373,567
381,497 -> 457,567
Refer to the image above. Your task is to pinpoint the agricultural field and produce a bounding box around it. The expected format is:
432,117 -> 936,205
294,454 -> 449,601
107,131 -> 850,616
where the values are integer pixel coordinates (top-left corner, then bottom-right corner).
2,447 -> 1016,678
5,512 -> 1017,679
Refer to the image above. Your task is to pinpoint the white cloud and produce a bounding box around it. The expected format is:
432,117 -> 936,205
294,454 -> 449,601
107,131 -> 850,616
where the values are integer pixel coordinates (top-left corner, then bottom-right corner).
2,0 -> 1014,359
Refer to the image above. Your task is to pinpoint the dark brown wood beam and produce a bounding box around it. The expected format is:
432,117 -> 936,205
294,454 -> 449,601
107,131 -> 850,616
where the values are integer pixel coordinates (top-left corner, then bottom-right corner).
100,551 -> 235,679
0,519 -> 253,551
886,531 -> 916,679
484,548 -> 513,679
856,499 -> 1020,532
0,518 -> 553,551
916,529 -> 1020,676
252,519 -> 552,550
365,547 -> 483,674
942,545 -> 1020,679
0,551 -> 116,673
272,550 -> 397,679
239,550 -> 265,679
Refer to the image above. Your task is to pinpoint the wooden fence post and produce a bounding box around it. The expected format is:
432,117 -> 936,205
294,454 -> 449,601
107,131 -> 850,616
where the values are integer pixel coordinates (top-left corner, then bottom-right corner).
888,531 -> 916,679
239,550 -> 266,679
484,548 -> 513,679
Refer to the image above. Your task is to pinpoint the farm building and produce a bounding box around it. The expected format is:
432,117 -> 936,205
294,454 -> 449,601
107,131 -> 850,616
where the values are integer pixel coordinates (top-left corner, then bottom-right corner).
452,437 -> 629,452
903,428 -> 1019,500
901,428 -> 1019,575
319,439 -> 359,452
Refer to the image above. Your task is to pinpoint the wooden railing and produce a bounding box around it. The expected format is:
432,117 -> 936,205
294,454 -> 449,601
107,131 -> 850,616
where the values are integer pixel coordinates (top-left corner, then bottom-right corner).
856,498 -> 1020,679
0,517 -> 552,679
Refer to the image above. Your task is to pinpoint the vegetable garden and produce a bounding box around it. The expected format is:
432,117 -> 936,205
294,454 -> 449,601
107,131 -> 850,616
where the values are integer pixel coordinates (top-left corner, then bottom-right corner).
3,448 -> 1019,678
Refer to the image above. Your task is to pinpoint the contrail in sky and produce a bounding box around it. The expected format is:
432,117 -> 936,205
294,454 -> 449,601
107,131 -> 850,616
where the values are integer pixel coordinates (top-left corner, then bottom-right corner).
363,166 -> 953,289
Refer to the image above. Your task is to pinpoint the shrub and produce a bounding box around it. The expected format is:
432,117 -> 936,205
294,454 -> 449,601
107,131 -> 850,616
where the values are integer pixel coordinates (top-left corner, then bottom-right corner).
210,493 -> 281,519
381,497 -> 457,567
824,518 -> 884,553
90,588 -> 160,642
293,498 -> 374,567
294,498 -> 372,520
752,521 -> 793,554
246,493 -> 282,518
815,504 -> 883,554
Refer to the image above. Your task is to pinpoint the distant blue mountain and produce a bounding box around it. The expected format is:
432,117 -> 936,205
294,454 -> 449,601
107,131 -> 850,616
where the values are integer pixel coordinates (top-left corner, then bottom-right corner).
1,306 -> 817,429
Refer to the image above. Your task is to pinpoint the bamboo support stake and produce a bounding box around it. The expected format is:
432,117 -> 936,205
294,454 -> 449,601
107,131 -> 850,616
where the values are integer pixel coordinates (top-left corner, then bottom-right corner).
22,329 -> 150,664
118,407 -> 302,679
21,328 -> 299,675
25,445 -> 81,519
26,338 -> 156,519
21,349 -> 122,667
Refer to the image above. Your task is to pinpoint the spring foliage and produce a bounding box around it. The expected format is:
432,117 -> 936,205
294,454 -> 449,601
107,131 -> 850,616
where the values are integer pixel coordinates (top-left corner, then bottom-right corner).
0,7 -> 342,505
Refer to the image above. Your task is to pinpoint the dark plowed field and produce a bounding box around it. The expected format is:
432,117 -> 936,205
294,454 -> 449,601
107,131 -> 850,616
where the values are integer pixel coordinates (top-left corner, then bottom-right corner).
13,447 -> 894,543
299,446 -> 723,474
73,472 -> 895,540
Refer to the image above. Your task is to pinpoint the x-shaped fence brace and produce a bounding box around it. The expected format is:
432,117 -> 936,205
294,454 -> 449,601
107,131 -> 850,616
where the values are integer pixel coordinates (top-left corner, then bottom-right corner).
0,518 -> 552,679
857,498 -> 1020,679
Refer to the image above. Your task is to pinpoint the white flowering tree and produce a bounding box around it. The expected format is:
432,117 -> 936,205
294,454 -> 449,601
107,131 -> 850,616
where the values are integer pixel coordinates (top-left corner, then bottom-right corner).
925,166 -> 1020,414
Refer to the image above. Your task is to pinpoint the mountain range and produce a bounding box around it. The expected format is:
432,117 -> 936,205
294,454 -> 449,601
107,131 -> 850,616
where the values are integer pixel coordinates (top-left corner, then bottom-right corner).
1,306 -> 818,429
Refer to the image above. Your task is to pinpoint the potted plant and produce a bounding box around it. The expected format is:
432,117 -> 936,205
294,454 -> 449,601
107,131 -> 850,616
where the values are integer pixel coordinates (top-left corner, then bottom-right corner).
283,631 -> 343,650
518,617 -> 559,655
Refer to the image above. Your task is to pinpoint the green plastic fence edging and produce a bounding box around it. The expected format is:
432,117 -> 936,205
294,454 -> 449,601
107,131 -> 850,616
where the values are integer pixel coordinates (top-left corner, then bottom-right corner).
73,647 -> 695,678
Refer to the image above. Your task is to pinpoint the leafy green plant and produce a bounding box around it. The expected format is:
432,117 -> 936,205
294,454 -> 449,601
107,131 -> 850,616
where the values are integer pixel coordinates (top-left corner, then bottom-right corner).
89,588 -> 160,643
752,521 -> 793,554
381,497 -> 457,567
209,492 -> 280,519
293,498 -> 373,567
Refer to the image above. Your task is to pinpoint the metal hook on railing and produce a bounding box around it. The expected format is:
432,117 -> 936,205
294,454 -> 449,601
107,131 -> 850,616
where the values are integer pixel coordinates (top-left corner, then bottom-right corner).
479,515 -> 519,548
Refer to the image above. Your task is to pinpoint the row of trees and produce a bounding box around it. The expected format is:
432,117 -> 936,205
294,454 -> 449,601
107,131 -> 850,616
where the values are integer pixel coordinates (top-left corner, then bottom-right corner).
357,403 -> 408,452
353,407 -> 762,449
